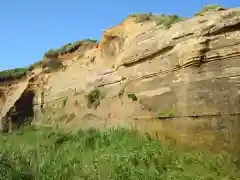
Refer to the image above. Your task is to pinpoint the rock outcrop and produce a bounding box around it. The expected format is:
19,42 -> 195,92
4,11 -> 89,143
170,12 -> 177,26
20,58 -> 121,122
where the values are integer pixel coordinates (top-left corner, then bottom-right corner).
1,6 -> 240,154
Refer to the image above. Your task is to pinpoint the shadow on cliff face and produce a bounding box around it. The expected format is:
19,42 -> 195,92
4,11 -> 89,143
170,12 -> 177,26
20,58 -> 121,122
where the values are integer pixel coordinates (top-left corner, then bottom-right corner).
3,90 -> 35,132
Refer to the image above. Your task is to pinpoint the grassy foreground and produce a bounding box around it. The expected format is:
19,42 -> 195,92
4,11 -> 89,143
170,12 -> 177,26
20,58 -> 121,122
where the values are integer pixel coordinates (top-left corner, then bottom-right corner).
0,127 -> 239,180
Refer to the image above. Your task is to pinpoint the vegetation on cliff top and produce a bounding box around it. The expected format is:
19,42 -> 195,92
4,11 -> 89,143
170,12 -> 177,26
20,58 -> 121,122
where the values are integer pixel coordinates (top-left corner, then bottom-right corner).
130,4 -> 225,27
0,127 -> 239,180
0,68 -> 29,82
44,39 -> 97,58
195,4 -> 224,16
0,59 -> 64,82
130,13 -> 185,28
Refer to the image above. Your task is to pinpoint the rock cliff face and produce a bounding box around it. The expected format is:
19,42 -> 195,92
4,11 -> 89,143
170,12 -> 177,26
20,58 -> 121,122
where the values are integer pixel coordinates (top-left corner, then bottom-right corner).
1,7 -> 240,154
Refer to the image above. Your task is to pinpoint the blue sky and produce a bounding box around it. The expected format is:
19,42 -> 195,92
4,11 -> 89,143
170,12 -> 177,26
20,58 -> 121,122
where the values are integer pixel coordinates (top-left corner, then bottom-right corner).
0,0 -> 239,71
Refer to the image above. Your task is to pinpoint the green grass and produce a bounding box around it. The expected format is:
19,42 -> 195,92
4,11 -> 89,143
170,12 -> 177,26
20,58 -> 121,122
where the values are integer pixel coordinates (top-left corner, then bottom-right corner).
153,14 -> 185,28
0,127 -> 239,180
0,68 -> 29,82
130,13 -> 153,22
130,13 -> 184,28
44,39 -> 97,58
195,4 -> 223,16
41,59 -> 64,72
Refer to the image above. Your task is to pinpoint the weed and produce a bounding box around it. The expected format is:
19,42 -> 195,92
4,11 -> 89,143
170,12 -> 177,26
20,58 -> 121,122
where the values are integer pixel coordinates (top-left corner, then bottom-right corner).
0,127 -> 239,180
127,93 -> 138,101
86,88 -> 103,109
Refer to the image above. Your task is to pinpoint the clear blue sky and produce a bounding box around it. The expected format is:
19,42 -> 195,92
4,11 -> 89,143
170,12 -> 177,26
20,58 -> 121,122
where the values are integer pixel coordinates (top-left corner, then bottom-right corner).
0,0 -> 239,71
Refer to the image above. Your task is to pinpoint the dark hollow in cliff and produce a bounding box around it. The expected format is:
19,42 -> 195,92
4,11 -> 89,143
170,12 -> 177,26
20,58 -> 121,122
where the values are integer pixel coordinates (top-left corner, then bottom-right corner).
5,89 -> 35,132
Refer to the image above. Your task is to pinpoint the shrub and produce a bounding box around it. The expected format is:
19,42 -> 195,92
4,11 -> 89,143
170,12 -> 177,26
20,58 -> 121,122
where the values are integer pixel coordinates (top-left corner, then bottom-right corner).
130,13 -> 184,28
195,4 -> 223,16
0,68 -> 29,82
44,39 -> 98,58
131,13 -> 153,23
44,49 -> 59,58
154,14 -> 185,28
86,88 -> 103,109
42,59 -> 63,71
127,93 -> 138,101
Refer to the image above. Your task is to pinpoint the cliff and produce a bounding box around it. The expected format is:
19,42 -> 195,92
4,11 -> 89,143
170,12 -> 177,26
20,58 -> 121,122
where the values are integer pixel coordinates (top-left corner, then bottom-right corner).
1,5 -> 240,154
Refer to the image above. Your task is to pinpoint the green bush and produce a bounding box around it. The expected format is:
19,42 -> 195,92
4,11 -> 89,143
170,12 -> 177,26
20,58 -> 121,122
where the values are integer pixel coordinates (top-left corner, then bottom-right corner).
195,4 -> 223,16
127,93 -> 138,101
131,13 -> 153,23
42,59 -> 63,71
154,14 -> 185,28
0,127 -> 239,180
0,68 -> 29,82
86,88 -> 103,108
130,13 -> 184,28
44,49 -> 59,58
44,39 -> 97,58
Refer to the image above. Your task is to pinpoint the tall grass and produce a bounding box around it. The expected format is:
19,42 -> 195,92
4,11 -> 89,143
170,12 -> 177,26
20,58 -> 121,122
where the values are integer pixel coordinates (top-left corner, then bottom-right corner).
0,126 -> 239,180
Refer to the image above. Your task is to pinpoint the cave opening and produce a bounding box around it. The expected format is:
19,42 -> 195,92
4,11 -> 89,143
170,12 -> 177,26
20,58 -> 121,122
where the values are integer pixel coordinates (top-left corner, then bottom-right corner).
7,89 -> 35,131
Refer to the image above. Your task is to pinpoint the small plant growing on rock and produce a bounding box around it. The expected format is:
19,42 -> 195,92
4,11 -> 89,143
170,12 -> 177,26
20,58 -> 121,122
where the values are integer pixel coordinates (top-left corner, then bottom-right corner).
86,88 -> 103,109
156,108 -> 178,119
127,93 -> 138,101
